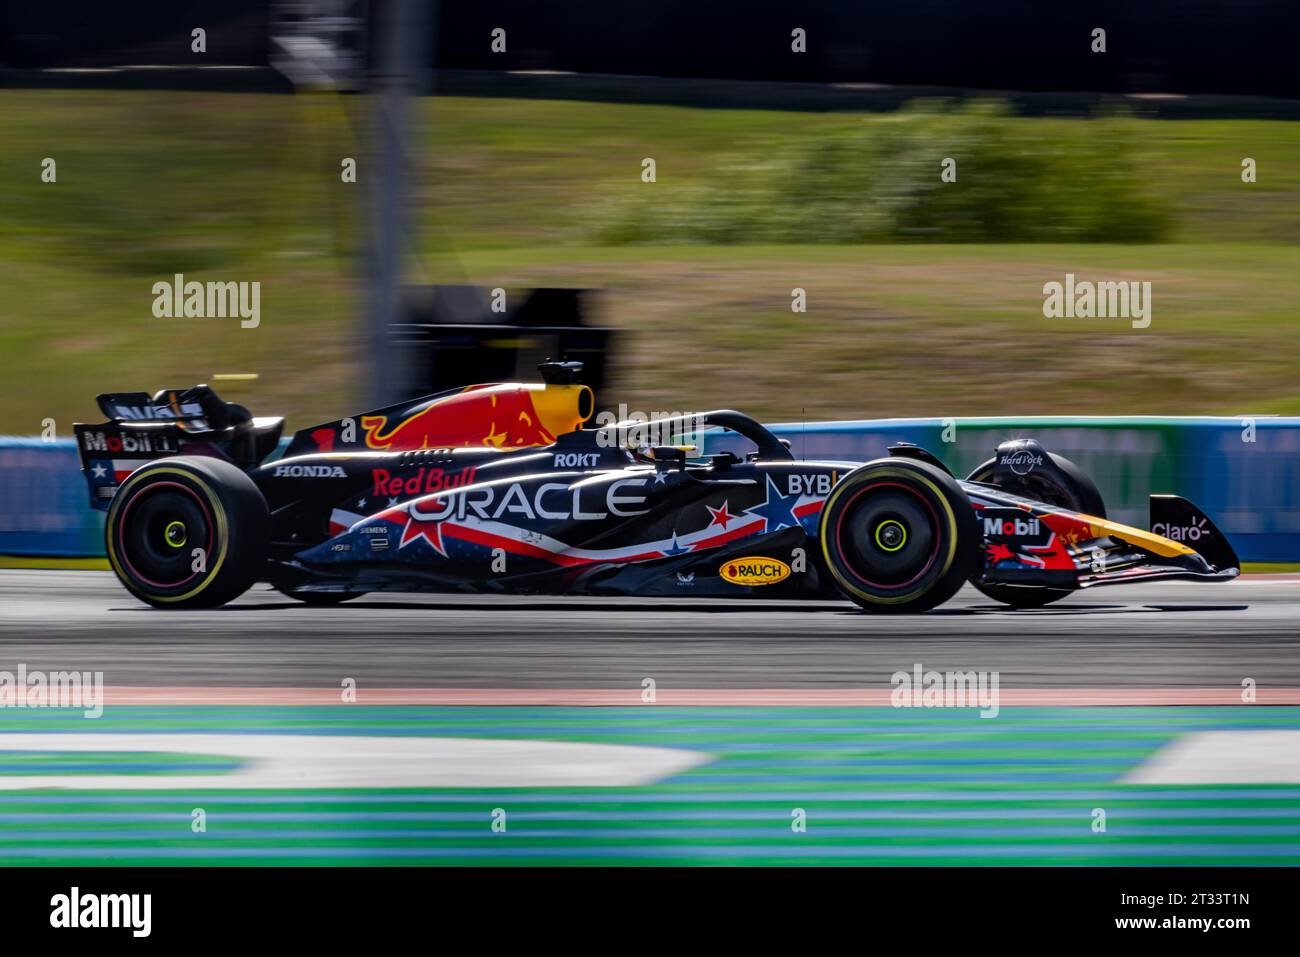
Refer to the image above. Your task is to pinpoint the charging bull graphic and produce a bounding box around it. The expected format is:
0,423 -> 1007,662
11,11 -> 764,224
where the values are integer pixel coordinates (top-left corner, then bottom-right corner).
361,383 -> 594,451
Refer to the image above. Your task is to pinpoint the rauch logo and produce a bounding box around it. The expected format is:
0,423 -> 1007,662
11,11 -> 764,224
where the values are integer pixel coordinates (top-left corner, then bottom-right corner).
720,557 -> 792,586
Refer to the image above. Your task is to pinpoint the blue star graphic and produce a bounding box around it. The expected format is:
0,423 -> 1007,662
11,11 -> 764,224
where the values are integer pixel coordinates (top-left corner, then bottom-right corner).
661,531 -> 690,556
745,475 -> 801,533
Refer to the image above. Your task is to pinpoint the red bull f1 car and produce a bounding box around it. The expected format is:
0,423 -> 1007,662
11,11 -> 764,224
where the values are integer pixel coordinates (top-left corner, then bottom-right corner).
75,362 -> 1239,611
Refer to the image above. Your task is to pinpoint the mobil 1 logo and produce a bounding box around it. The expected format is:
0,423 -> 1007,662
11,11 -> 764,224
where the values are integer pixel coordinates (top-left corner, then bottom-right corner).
980,508 -> 1051,545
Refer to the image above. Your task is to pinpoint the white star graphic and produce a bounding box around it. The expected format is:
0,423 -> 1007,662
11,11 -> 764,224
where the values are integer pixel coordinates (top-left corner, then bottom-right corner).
91,464 -> 107,478
357,498 -> 367,509
387,497 -> 399,507
652,470 -> 668,485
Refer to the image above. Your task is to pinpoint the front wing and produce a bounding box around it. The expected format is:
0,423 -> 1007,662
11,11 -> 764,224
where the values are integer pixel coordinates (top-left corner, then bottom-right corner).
964,484 -> 1238,592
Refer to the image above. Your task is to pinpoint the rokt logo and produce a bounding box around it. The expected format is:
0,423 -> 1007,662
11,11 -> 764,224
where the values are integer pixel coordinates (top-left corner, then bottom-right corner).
555,453 -> 599,468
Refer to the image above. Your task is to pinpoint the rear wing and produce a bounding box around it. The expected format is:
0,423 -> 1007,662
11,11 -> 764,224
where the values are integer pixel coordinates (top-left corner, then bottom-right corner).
96,386 -> 236,429
73,421 -> 186,510
74,385 -> 255,510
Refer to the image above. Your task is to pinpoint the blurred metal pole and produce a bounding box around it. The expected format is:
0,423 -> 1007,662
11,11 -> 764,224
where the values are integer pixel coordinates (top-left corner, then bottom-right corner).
366,0 -> 431,409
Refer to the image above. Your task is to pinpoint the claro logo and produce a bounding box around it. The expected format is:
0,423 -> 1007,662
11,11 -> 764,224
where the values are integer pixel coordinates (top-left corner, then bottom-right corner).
1152,517 -> 1208,542
720,557 -> 792,586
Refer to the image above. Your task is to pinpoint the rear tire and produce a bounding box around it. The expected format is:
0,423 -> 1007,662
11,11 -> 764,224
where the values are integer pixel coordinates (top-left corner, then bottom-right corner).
965,451 -> 1103,609
105,456 -> 268,609
819,458 -> 979,613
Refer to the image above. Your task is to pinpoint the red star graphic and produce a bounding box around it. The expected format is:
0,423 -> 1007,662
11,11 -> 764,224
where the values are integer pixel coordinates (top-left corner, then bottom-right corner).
706,500 -> 736,529
381,500 -> 448,556
400,514 -> 447,555
986,542 -> 1016,564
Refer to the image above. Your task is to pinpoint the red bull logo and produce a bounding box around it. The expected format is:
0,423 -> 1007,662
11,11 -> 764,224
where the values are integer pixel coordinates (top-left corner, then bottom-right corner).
361,383 -> 593,451
371,466 -> 477,498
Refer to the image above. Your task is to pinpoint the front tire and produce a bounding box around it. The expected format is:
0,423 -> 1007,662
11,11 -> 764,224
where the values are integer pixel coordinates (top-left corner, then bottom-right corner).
106,456 -> 268,609
819,458 -> 979,613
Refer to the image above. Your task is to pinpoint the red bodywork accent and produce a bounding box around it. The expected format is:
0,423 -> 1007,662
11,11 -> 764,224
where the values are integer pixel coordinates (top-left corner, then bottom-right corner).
311,428 -> 336,452
362,388 -> 556,451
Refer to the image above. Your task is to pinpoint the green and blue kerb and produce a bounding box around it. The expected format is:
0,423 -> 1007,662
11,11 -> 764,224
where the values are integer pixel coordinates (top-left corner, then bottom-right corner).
1,706 -> 1299,866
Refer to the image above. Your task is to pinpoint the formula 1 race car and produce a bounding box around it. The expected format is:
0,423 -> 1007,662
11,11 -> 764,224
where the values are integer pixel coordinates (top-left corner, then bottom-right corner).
75,362 -> 1240,611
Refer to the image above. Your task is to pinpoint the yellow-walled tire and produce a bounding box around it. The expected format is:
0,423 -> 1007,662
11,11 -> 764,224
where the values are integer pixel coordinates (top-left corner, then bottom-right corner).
819,458 -> 979,613
105,456 -> 268,609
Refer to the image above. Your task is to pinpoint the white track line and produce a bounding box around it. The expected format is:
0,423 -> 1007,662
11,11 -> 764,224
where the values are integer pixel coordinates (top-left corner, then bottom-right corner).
0,734 -> 711,790
1124,731 -> 1300,784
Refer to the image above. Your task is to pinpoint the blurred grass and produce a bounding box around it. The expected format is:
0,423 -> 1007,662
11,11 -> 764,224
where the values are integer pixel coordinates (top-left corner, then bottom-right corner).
455,243 -> 1300,421
595,101 -> 1173,244
1,90 -> 1298,432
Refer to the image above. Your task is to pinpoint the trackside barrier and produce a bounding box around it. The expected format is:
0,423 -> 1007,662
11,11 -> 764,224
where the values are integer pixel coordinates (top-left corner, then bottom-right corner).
0,437 -> 290,559
1,419 -> 1298,562
0,439 -> 103,557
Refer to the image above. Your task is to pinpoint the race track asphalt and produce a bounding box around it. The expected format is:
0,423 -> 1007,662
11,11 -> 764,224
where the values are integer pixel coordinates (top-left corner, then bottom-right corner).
2,570 -> 1296,689
3,570 -> 1299,867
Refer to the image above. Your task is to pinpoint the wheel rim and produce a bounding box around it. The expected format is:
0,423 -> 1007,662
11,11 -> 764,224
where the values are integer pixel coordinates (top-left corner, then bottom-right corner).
117,481 -> 214,589
836,482 -> 941,589
163,520 -> 188,549
873,519 -> 907,552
